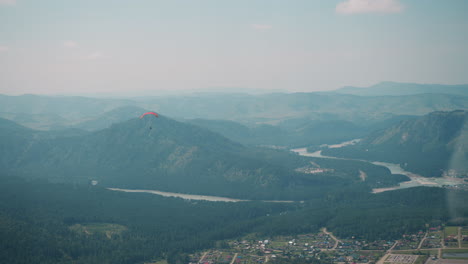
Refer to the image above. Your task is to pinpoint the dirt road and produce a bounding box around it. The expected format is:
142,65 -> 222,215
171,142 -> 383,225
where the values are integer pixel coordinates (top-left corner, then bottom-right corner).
229,253 -> 238,264
418,232 -> 428,250
198,251 -> 208,264
458,227 -> 462,248
321,228 -> 341,250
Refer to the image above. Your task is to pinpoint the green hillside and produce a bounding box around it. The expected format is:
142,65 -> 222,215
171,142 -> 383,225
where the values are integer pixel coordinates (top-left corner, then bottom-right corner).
1,115 -> 409,200
323,110 -> 468,177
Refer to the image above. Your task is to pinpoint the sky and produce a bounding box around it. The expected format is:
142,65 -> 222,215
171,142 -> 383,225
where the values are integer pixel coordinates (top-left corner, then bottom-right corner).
0,0 -> 467,95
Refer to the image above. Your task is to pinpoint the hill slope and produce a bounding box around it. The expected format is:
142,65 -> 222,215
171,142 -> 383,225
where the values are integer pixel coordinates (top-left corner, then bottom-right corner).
2,115 -> 412,199
72,105 -> 150,131
2,116 -> 349,200
323,110 -> 468,177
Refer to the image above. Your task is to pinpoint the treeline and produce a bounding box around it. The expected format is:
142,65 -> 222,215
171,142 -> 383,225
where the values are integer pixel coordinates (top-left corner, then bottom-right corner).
324,187 -> 454,240
2,174 -> 468,263
0,175 -> 300,264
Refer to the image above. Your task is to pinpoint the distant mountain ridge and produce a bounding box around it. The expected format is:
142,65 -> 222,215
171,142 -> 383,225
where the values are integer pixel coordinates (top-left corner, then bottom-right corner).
334,82 -> 468,96
186,118 -> 368,147
322,110 -> 468,177
72,106 -> 149,131
1,84 -> 467,131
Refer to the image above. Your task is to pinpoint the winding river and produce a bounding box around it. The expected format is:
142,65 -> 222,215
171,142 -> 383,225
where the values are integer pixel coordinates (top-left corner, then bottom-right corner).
107,188 -> 295,203
108,188 -> 249,202
108,139 -> 462,201
291,145 -> 463,193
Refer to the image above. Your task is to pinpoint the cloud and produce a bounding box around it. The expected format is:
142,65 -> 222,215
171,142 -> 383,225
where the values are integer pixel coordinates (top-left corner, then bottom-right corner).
251,24 -> 272,31
63,40 -> 79,48
0,0 -> 16,5
336,0 -> 404,14
0,45 -> 9,52
86,51 -> 104,60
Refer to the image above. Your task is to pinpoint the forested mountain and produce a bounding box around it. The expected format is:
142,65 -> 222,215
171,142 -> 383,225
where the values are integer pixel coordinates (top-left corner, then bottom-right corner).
2,0 -> 468,262
334,82 -> 468,96
0,115 -> 410,200
2,93 -> 468,263
0,94 -> 135,130
186,118 -> 366,147
2,116 -> 287,199
1,86 -> 467,130
323,110 -> 468,177
135,92 -> 468,123
72,106 -> 149,131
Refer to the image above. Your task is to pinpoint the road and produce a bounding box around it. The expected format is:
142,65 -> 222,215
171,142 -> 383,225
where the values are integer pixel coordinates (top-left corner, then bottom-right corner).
458,227 -> 462,249
321,228 -> 341,250
376,253 -> 389,264
418,232 -> 428,250
229,253 -> 238,264
442,231 -> 446,249
388,241 -> 398,252
198,251 -> 208,264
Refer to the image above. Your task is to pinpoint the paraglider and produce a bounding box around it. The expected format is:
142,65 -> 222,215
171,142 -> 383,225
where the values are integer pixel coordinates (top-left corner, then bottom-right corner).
139,111 -> 159,130
139,112 -> 159,119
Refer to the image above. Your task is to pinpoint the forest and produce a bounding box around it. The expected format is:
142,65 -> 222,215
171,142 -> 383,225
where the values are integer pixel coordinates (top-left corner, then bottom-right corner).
1,174 -> 467,264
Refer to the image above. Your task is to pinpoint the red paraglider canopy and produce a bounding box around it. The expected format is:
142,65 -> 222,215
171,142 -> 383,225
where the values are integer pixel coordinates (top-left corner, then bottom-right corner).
139,112 -> 159,119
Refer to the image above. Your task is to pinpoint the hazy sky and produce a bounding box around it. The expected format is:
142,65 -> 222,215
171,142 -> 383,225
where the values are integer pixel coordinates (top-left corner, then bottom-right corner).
1,0 -> 467,95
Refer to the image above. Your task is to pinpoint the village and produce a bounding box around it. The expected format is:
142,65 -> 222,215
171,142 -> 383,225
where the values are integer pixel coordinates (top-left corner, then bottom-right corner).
185,226 -> 468,264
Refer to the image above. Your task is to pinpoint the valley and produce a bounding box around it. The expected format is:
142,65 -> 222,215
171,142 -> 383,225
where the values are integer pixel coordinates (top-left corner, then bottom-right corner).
1,87 -> 467,264
2,1 -> 468,262
291,146 -> 466,193
106,137 -> 464,204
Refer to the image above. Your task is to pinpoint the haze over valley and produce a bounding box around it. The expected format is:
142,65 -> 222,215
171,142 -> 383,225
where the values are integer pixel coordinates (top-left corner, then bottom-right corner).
1,0 -> 468,263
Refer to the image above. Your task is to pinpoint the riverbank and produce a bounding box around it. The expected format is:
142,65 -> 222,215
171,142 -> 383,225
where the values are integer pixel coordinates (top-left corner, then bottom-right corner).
107,188 -> 296,203
291,147 -> 462,193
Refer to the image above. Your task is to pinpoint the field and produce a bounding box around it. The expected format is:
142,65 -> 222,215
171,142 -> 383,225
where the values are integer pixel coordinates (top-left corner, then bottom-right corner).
442,249 -> 468,259
69,223 -> 127,238
444,226 -> 459,248
444,227 -> 458,237
462,227 -> 468,247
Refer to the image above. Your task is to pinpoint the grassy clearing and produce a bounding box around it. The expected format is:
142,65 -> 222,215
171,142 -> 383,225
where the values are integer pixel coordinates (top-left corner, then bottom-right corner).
462,227 -> 468,247
443,249 -> 468,253
69,223 -> 127,238
269,241 -> 287,248
444,226 -> 458,237
461,228 -> 468,236
442,248 -> 468,259
442,252 -> 468,260
414,255 -> 429,264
